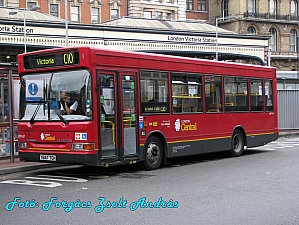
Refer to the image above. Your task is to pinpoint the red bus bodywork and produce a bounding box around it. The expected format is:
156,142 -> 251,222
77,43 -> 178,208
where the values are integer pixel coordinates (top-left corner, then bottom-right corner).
17,46 -> 278,169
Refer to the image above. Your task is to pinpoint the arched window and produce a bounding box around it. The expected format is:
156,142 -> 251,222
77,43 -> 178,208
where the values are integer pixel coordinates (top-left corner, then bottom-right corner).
248,0 -> 256,13
247,26 -> 256,35
269,28 -> 277,51
269,0 -> 277,15
291,0 -> 298,17
222,0 -> 229,18
290,29 -> 298,52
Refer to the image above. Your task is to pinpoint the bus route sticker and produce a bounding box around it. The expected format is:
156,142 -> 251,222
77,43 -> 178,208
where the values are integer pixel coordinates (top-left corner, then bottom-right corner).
75,133 -> 87,140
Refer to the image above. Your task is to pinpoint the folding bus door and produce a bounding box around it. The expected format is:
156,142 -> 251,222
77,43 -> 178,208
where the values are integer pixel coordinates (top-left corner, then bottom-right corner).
97,71 -> 137,162
121,73 -> 137,157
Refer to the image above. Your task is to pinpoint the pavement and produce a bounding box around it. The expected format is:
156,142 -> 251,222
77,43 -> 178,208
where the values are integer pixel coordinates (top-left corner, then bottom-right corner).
0,130 -> 299,176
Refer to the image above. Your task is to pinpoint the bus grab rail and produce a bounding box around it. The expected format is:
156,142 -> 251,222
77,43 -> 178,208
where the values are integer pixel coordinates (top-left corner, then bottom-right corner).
102,118 -> 133,145
102,120 -> 115,144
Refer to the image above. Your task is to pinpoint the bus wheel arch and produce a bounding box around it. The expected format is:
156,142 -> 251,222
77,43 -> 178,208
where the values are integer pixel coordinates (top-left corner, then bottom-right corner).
140,132 -> 166,170
230,127 -> 246,157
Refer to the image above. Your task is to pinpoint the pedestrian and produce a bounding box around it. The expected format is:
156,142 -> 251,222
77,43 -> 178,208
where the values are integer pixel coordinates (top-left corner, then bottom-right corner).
3,107 -> 18,155
0,96 -> 3,123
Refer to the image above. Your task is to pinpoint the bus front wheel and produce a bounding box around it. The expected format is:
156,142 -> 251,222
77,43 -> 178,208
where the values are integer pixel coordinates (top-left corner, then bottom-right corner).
141,136 -> 163,170
230,130 -> 244,157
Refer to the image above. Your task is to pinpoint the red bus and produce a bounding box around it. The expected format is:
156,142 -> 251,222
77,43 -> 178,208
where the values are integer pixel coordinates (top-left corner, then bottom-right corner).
17,46 -> 278,170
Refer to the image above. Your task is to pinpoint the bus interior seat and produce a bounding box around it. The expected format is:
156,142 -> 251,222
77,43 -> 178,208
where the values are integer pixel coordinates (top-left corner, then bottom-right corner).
208,109 -> 220,112
225,102 -> 234,106
208,103 -> 221,112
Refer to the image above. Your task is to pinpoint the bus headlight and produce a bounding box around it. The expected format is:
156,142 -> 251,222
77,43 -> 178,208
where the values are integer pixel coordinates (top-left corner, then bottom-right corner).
19,142 -> 28,149
72,143 -> 95,150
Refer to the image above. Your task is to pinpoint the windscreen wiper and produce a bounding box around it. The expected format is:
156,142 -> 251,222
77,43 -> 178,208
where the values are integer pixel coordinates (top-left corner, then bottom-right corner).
43,82 -> 47,117
30,102 -> 43,125
53,108 -> 68,125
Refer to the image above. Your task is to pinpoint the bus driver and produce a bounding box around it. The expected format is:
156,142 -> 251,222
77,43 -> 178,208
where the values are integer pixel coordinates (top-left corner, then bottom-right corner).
60,91 -> 78,115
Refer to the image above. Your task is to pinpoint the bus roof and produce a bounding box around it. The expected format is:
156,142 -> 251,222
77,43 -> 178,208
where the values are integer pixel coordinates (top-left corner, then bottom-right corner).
18,46 -> 276,75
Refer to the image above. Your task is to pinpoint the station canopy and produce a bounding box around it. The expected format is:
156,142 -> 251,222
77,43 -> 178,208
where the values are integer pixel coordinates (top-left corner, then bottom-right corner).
0,6 -> 64,22
0,6 -> 234,35
101,17 -> 235,34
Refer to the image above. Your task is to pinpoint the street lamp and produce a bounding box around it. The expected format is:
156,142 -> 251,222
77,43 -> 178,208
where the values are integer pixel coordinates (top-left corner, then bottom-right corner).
268,46 -> 272,67
9,6 -> 41,53
65,0 -> 69,47
215,16 -> 236,61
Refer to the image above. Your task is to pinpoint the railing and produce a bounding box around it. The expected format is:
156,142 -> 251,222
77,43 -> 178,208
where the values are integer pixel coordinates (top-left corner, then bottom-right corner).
244,11 -> 299,22
270,51 -> 297,56
0,122 -> 9,144
0,122 -> 10,128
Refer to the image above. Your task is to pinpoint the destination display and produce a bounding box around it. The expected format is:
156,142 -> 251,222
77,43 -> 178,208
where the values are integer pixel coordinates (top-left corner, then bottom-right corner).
24,50 -> 80,69
141,102 -> 169,113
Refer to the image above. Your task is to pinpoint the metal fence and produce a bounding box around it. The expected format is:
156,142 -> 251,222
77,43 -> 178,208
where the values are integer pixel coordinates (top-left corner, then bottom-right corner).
278,90 -> 299,130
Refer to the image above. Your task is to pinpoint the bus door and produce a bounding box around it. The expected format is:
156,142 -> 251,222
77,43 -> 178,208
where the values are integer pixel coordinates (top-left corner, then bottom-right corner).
98,71 -> 137,162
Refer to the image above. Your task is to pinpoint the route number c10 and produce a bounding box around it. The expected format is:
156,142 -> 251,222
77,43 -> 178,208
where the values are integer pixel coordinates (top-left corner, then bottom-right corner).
63,52 -> 74,65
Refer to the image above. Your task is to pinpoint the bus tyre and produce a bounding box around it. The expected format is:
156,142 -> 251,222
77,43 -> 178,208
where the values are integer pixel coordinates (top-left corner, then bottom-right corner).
141,136 -> 163,170
230,130 -> 244,157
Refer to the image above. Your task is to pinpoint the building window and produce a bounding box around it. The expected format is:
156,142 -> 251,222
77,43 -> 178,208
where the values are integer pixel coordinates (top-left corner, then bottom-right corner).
27,2 -> 37,9
248,0 -> 255,13
50,4 -> 59,17
247,26 -> 256,35
166,0 -> 172,3
186,0 -> 193,10
269,0 -> 277,15
291,0 -> 298,17
156,11 -> 162,19
269,28 -> 277,51
166,13 -> 172,20
222,0 -> 228,18
91,8 -> 99,23
0,0 -> 3,6
111,9 -> 119,20
198,0 -> 206,11
71,6 -> 80,22
290,29 -> 297,52
144,11 -> 152,19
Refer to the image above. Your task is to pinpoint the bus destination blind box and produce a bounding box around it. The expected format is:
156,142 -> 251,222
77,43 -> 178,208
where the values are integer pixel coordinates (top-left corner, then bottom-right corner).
24,50 -> 80,69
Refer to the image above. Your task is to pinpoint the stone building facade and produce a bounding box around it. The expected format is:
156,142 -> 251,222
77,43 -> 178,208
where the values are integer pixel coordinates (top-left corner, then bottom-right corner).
209,0 -> 299,71
0,0 -> 208,25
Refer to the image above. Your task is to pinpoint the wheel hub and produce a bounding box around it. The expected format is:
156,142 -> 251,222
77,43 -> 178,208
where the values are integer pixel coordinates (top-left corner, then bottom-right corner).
147,143 -> 160,164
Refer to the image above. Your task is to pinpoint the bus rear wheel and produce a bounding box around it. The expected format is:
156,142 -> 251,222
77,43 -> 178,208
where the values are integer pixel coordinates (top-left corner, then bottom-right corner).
141,136 -> 163,170
230,130 -> 244,157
